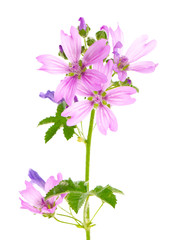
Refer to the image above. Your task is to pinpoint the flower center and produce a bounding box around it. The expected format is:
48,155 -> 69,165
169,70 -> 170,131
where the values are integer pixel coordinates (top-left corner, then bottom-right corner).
68,60 -> 86,78
117,56 -> 129,71
88,91 -> 109,108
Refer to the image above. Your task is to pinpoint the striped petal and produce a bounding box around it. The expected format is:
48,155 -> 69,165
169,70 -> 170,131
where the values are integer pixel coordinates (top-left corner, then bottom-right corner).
54,76 -> 78,105
128,61 -> 158,73
61,26 -> 81,63
82,39 -> 110,67
62,100 -> 93,126
36,55 -> 69,74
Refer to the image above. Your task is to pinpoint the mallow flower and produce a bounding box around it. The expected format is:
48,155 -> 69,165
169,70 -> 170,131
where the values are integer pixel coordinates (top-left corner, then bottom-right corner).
36,26 -> 110,105
61,60 -> 136,135
19,169 -> 66,215
109,25 -> 158,82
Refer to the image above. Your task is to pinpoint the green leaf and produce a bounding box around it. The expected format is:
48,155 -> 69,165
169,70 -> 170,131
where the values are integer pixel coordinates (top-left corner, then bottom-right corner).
45,179 -> 88,213
44,122 -> 62,143
90,185 -> 117,208
66,192 -> 87,214
106,185 -> 124,195
38,116 -> 56,126
63,125 -> 75,140
96,31 -> 107,40
45,178 -> 87,200
56,102 -> 67,117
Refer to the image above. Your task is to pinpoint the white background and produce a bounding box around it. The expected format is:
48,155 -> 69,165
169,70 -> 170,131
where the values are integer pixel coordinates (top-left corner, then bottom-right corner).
0,0 -> 180,239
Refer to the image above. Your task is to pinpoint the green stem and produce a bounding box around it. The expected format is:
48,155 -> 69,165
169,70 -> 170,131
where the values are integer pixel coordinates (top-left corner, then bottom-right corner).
84,109 -> 95,240
56,213 -> 83,225
53,217 -> 80,227
90,202 -> 104,223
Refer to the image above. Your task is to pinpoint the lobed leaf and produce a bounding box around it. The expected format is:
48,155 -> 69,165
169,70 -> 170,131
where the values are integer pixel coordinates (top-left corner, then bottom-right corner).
66,192 -> 88,214
44,122 -> 62,143
63,125 -> 75,140
38,116 -> 56,126
90,185 -> 117,208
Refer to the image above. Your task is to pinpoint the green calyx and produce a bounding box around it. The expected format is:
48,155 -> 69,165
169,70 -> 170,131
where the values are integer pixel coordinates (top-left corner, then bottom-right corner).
96,30 -> 107,40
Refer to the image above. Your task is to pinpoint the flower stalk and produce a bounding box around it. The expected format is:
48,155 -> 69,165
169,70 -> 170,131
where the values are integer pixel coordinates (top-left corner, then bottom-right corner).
84,109 -> 95,240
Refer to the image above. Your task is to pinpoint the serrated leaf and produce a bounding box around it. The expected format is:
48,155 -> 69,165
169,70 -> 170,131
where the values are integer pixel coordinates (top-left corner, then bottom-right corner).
45,178 -> 87,200
44,122 -> 62,143
63,125 -> 75,140
106,185 -> 124,195
90,185 -> 117,208
56,102 -> 66,117
38,116 -> 56,126
66,192 -> 87,214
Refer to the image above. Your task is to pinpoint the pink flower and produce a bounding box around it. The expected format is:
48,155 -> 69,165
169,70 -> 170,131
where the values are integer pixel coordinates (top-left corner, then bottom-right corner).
37,26 -> 110,105
109,25 -> 158,82
61,60 -> 136,135
19,169 -> 65,215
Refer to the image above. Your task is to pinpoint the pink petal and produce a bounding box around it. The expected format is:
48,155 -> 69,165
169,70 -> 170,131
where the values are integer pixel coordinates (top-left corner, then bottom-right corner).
81,69 -> 107,91
117,71 -> 127,82
109,25 -> 124,54
19,181 -> 43,208
45,173 -> 63,194
128,61 -> 158,73
20,198 -> 41,214
96,105 -> 109,135
126,35 -> 157,63
36,55 -> 69,74
104,106 -> 118,132
82,39 -> 110,67
76,82 -> 93,97
54,76 -> 78,105
106,86 -> 136,106
93,60 -> 113,91
61,26 -> 81,63
62,101 -> 93,126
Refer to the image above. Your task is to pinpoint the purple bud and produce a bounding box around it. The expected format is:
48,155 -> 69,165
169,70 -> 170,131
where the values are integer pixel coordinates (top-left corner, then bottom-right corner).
39,90 -> 64,104
28,169 -> 45,190
127,78 -> 132,85
78,17 -> 87,31
100,25 -> 109,39
59,45 -> 63,53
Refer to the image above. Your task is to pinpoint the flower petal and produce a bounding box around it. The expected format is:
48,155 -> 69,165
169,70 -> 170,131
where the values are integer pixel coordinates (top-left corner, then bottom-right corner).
62,100 -> 93,126
128,61 -> 158,73
106,86 -> 136,106
81,69 -> 107,91
96,105 -> 109,135
109,25 -> 124,53
76,82 -> 93,97
36,55 -> 69,74
45,173 -> 63,194
82,39 -> 110,67
61,26 -> 81,63
54,76 -> 78,105
20,181 -> 43,208
104,106 -> 118,132
19,198 -> 41,214
93,60 -> 113,91
117,71 -> 127,82
126,35 -> 157,63
28,169 -> 45,190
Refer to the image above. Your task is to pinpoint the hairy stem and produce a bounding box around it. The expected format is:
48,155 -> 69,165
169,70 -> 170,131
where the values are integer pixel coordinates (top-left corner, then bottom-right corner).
84,109 -> 95,240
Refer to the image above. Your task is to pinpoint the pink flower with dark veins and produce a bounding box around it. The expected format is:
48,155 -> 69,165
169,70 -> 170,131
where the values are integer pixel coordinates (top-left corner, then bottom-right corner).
109,25 -> 158,82
19,169 -> 66,216
36,26 -> 110,105
61,60 -> 137,135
